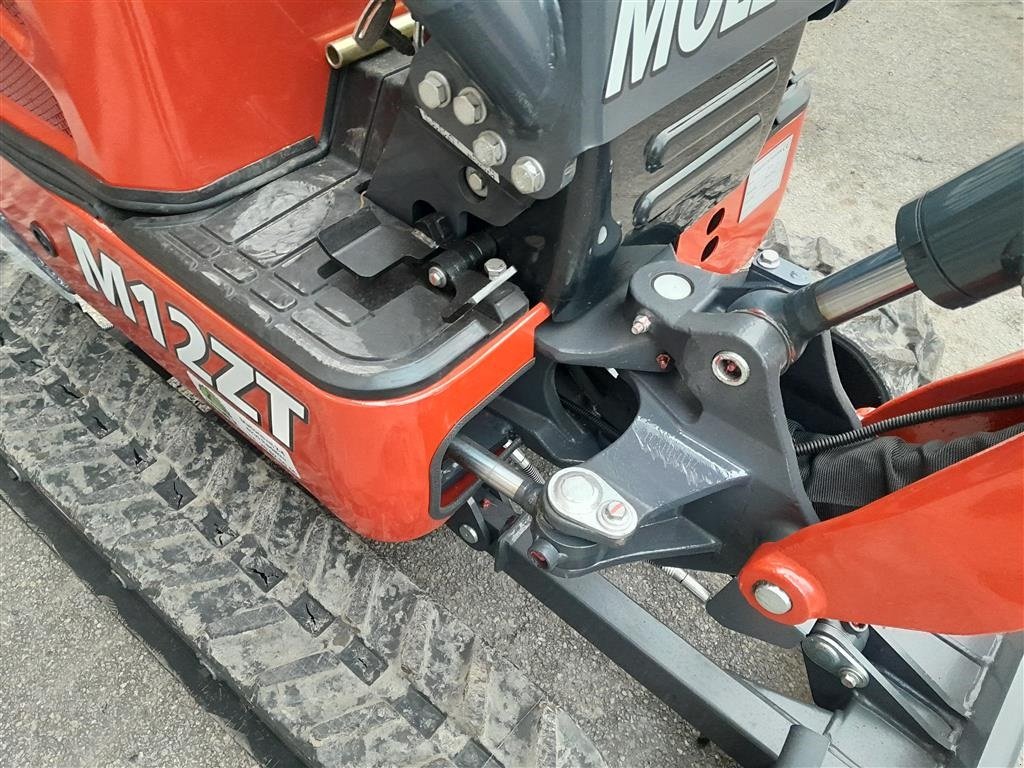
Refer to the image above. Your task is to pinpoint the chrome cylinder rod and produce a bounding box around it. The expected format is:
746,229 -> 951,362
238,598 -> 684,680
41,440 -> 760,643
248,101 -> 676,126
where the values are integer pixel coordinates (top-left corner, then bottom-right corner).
447,436 -> 540,507
810,244 -> 916,326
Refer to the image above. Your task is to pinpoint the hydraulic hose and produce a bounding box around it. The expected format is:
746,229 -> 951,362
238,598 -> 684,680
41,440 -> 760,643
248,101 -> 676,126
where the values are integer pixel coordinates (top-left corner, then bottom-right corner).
793,394 -> 1024,455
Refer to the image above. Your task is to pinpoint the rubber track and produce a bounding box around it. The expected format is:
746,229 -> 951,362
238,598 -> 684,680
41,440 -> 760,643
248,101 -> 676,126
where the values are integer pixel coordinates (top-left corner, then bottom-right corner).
0,256 -> 605,768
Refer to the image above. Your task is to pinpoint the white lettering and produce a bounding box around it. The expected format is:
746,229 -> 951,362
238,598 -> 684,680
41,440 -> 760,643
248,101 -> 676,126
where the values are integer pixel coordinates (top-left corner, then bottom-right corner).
678,0 -> 723,54
605,0 -> 680,100
255,371 -> 307,450
167,306 -> 211,384
210,336 -> 258,423
129,282 -> 166,347
67,227 -> 136,322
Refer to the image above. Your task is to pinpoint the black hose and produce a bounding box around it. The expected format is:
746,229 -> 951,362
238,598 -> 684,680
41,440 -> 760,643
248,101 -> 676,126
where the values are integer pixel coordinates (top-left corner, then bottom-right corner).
558,397 -> 621,441
793,393 -> 1024,456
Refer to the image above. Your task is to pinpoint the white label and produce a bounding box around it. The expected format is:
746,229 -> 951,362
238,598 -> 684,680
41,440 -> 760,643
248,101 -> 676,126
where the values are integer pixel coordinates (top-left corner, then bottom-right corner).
189,373 -> 300,478
739,135 -> 792,222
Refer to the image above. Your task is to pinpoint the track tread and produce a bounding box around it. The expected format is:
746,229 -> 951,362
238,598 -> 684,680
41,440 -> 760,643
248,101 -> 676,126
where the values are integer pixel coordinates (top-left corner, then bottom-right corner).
0,256 -> 604,768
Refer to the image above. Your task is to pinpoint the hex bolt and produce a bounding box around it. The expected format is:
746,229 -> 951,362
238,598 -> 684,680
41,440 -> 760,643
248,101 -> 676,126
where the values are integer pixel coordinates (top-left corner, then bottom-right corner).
484,258 -> 507,280
756,248 -> 782,269
631,313 -> 652,335
839,666 -> 869,689
753,580 -> 793,615
427,265 -> 447,288
464,166 -> 488,198
602,500 -> 627,520
417,70 -> 451,109
472,130 -> 507,167
453,86 -> 487,125
711,351 -> 750,386
458,524 -> 479,545
656,353 -> 672,370
511,156 -> 546,195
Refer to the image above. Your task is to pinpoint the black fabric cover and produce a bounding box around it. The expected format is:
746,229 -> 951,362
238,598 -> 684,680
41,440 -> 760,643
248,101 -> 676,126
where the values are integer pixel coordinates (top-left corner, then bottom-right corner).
798,423 -> 1024,520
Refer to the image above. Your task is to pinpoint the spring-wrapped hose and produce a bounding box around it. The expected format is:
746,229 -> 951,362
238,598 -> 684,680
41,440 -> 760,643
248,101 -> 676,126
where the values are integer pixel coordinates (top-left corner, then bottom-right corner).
793,393 -> 1024,456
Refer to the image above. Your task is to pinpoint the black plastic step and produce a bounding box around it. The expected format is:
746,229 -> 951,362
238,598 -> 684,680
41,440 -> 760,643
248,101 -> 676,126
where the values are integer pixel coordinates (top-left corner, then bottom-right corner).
112,52 -> 528,398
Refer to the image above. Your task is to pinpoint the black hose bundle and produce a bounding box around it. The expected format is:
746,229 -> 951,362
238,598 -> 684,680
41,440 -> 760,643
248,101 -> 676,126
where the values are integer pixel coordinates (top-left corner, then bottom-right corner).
793,393 -> 1024,456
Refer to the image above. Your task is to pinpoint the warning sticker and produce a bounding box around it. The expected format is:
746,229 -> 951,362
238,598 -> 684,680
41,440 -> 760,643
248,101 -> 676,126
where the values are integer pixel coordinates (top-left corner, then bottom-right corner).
740,136 -> 793,222
188,373 -> 300,478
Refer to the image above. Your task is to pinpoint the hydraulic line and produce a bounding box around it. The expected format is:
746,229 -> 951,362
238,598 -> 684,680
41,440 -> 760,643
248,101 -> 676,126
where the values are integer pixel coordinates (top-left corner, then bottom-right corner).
793,394 -> 1024,455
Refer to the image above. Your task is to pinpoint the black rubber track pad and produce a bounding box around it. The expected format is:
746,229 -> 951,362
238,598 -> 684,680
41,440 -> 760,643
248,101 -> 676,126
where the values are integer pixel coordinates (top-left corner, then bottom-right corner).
0,255 -> 605,768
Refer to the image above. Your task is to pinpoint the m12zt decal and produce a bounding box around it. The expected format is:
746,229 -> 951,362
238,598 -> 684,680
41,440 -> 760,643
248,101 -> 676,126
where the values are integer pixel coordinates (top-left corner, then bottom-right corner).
604,0 -> 775,100
66,226 -> 308,457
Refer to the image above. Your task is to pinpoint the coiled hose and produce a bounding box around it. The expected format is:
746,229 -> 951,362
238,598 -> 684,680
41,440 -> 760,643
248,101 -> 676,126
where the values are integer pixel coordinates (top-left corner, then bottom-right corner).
793,393 -> 1024,456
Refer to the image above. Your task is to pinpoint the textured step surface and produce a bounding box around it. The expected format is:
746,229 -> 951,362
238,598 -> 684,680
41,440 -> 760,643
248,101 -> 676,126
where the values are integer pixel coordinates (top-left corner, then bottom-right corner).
0,256 -> 605,768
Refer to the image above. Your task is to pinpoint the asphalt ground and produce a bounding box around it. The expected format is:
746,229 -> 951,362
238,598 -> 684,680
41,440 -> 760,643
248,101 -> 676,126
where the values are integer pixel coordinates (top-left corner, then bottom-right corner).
2,2 -> 1022,766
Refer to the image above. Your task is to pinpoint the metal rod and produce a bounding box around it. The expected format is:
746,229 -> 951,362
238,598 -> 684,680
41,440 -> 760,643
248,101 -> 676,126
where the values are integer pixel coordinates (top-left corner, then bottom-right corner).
448,436 -> 535,502
808,244 -> 916,326
660,566 -> 712,603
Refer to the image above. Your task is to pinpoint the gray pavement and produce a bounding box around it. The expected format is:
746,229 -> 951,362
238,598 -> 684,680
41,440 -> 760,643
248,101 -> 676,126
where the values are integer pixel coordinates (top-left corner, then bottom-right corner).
1,2 -> 1022,767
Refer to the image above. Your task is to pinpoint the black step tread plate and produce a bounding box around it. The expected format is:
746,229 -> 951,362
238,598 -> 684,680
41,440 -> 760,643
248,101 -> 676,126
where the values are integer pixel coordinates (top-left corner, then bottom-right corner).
0,258 -> 604,768
111,155 -> 521,398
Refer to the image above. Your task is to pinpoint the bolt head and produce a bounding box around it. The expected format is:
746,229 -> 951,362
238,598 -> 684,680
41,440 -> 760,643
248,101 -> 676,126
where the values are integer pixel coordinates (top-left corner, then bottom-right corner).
656,353 -> 672,370
511,156 -> 546,195
472,130 -> 506,167
602,500 -> 628,520
756,249 -> 782,269
712,351 -> 750,386
464,167 -> 488,198
427,266 -> 447,288
753,581 -> 792,615
458,524 -> 479,545
417,71 -> 451,109
453,87 -> 487,125
630,313 -> 652,335
839,667 -> 868,689
484,257 -> 507,280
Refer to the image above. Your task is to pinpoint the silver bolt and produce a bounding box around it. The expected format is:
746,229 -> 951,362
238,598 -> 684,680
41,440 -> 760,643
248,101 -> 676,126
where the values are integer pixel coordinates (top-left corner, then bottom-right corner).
652,273 -> 693,301
630,313 -> 652,335
839,666 -> 869,689
427,265 -> 447,288
417,70 -> 451,109
511,156 -> 546,195
464,167 -> 488,198
484,258 -> 507,280
472,130 -> 506,167
458,524 -> 479,545
453,86 -> 487,125
602,500 -> 627,520
753,581 -> 793,615
550,469 -> 601,514
711,351 -> 750,386
756,248 -> 782,269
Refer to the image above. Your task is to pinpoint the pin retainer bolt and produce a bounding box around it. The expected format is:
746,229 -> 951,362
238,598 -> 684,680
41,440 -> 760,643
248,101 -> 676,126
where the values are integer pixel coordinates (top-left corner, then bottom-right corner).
712,351 -> 750,386
427,265 -> 447,288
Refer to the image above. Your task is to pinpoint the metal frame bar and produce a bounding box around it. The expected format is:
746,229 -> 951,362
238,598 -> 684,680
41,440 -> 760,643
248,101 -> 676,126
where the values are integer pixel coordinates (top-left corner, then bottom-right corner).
452,495 -> 1024,768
